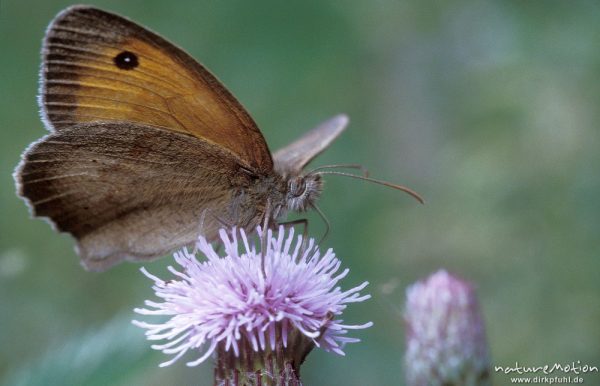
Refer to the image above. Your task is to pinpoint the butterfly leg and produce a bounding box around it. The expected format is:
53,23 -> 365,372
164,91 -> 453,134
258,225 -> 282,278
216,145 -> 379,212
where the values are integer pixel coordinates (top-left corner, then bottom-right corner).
278,218 -> 309,241
312,204 -> 330,246
278,218 -> 308,230
277,218 -> 312,253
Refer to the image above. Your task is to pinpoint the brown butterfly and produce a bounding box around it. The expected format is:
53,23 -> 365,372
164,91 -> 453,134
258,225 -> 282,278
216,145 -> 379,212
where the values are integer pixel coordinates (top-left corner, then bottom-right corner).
14,6 -> 422,271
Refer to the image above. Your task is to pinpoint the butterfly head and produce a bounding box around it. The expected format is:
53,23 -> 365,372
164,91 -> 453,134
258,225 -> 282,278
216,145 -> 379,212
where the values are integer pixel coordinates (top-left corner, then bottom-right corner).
284,174 -> 323,212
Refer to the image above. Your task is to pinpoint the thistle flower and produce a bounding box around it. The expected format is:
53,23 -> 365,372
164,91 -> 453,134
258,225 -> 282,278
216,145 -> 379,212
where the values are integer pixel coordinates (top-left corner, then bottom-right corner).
404,270 -> 491,386
133,226 -> 372,384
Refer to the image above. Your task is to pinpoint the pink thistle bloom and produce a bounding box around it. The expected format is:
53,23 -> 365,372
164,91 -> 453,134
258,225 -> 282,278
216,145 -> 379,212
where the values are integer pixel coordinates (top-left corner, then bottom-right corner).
404,270 -> 491,386
133,226 -> 372,368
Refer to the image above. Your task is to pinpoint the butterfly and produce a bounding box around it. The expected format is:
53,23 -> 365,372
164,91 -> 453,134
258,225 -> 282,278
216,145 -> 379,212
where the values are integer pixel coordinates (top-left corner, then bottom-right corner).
14,6 -> 422,271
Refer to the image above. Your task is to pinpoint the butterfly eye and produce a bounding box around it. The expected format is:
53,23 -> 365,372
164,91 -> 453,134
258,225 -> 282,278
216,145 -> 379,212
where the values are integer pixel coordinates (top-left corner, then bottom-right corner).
114,51 -> 139,70
290,178 -> 306,197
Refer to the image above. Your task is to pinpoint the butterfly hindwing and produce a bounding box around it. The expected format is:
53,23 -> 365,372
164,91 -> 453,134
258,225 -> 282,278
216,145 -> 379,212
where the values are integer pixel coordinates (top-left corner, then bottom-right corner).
15,122 -> 253,270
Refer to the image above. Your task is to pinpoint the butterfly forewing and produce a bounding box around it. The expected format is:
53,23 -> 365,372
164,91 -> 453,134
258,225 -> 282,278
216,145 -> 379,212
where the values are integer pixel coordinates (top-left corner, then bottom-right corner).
41,5 -> 272,172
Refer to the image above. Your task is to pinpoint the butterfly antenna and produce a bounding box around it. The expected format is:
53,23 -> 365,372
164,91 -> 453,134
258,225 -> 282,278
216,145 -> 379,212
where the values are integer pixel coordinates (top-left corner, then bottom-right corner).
312,204 -> 330,245
308,164 -> 369,177
315,171 -> 425,204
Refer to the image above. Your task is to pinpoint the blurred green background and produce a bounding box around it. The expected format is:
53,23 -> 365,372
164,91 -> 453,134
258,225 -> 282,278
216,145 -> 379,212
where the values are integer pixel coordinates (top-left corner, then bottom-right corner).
1,0 -> 599,385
